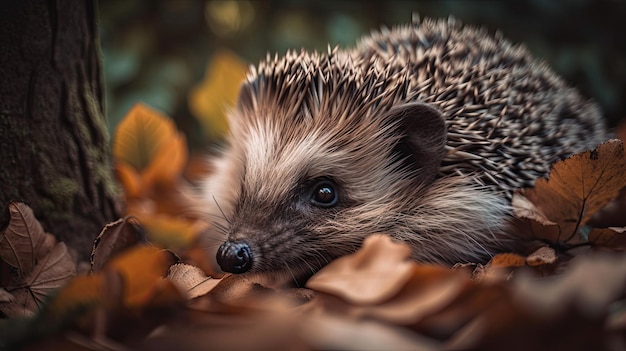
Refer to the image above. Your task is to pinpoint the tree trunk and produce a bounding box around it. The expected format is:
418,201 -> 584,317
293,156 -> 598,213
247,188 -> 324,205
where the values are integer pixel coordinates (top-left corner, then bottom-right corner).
0,0 -> 120,261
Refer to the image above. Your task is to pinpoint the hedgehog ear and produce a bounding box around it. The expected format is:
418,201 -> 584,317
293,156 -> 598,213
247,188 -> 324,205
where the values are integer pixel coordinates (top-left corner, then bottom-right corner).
387,102 -> 446,184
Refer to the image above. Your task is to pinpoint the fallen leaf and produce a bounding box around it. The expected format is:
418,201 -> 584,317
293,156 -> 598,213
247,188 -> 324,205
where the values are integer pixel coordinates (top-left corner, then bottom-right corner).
488,253 -> 527,268
44,274 -> 105,326
90,217 -> 147,273
5,243 -> 76,316
167,263 -> 221,299
107,246 -> 181,310
0,288 -> 14,303
526,246 -> 557,266
0,202 -> 55,277
587,227 -> 626,250
515,139 -> 626,245
306,234 -> 414,305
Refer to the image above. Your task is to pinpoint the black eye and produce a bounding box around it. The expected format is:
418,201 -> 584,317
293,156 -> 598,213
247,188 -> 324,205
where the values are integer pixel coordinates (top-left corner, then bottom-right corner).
310,180 -> 339,208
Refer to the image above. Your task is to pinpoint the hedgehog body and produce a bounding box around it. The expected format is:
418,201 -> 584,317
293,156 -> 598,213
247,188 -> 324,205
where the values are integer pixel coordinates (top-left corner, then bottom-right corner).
205,17 -> 606,280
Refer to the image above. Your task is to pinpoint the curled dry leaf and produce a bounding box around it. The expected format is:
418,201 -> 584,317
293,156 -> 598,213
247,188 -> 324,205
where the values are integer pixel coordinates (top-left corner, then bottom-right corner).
306,234 -> 414,305
305,234 -> 470,327
526,246 -> 557,266
0,202 -> 56,277
167,263 -> 221,300
513,139 -> 626,246
90,216 -> 147,273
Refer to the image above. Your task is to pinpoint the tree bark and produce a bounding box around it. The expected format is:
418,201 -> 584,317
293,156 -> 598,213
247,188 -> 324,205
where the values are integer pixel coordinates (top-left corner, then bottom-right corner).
0,0 -> 120,260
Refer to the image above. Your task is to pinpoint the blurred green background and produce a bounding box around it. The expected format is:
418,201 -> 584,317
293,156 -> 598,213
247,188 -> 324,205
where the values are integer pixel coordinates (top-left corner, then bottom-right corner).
99,0 -> 626,150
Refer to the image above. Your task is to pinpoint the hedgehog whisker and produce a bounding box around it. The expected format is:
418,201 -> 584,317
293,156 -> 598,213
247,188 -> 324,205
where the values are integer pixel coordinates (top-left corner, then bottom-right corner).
212,196 -> 232,225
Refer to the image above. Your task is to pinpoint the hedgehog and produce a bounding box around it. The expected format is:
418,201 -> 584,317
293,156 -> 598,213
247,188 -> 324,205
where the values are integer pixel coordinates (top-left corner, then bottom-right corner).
203,16 -> 606,282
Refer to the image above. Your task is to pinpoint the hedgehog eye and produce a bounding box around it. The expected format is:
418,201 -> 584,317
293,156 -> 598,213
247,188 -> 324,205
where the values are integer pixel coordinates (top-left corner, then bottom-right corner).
310,180 -> 338,208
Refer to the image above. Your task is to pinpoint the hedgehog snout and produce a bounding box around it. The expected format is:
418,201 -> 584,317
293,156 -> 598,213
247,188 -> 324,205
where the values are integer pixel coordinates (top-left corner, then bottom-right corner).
216,240 -> 253,274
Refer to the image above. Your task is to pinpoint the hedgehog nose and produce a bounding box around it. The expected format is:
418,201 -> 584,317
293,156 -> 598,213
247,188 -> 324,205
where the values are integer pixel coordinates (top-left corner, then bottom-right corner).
216,241 -> 253,274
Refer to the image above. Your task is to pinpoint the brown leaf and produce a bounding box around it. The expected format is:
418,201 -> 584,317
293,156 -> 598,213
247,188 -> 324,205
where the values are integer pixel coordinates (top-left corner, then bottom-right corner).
90,217 -> 147,273
0,202 -> 54,277
306,234 -> 414,305
0,288 -> 13,303
515,139 -> 626,245
5,243 -> 76,316
167,263 -> 221,299
587,226 -> 626,250
526,246 -> 557,266
350,265 -> 469,325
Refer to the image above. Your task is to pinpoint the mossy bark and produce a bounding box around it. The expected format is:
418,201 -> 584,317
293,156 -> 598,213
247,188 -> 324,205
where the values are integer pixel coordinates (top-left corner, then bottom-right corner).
0,0 -> 120,260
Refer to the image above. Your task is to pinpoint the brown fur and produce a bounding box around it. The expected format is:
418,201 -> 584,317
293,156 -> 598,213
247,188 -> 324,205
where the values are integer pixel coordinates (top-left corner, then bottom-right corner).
202,17 -> 606,280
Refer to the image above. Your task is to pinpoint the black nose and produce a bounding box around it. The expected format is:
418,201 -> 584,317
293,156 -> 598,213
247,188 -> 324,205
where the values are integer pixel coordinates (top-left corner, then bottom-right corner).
216,241 -> 253,273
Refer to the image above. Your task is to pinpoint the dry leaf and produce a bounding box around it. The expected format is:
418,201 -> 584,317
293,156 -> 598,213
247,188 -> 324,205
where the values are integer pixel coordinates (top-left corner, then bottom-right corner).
90,217 -> 147,273
526,246 -> 557,266
587,227 -> 626,250
488,253 -> 527,268
514,139 -> 626,245
0,288 -> 14,303
0,202 -> 55,277
306,234 -> 414,305
4,243 -> 76,316
167,263 -> 221,299
188,50 -> 248,140
350,265 -> 469,326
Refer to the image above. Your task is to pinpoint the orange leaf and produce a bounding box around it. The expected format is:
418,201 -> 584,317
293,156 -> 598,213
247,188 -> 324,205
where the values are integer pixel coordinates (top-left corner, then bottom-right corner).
46,274 -> 104,317
107,246 -> 180,310
142,130 -> 188,189
114,162 -> 143,198
112,103 -> 188,188
488,253 -> 527,268
188,50 -> 248,139
136,215 -> 206,250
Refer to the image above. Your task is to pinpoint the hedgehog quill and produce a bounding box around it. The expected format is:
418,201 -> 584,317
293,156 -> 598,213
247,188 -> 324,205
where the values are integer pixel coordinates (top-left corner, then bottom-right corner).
203,16 -> 606,283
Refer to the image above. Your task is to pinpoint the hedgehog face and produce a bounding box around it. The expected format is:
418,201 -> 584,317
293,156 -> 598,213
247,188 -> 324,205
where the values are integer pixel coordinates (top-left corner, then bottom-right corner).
209,99 -> 447,282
